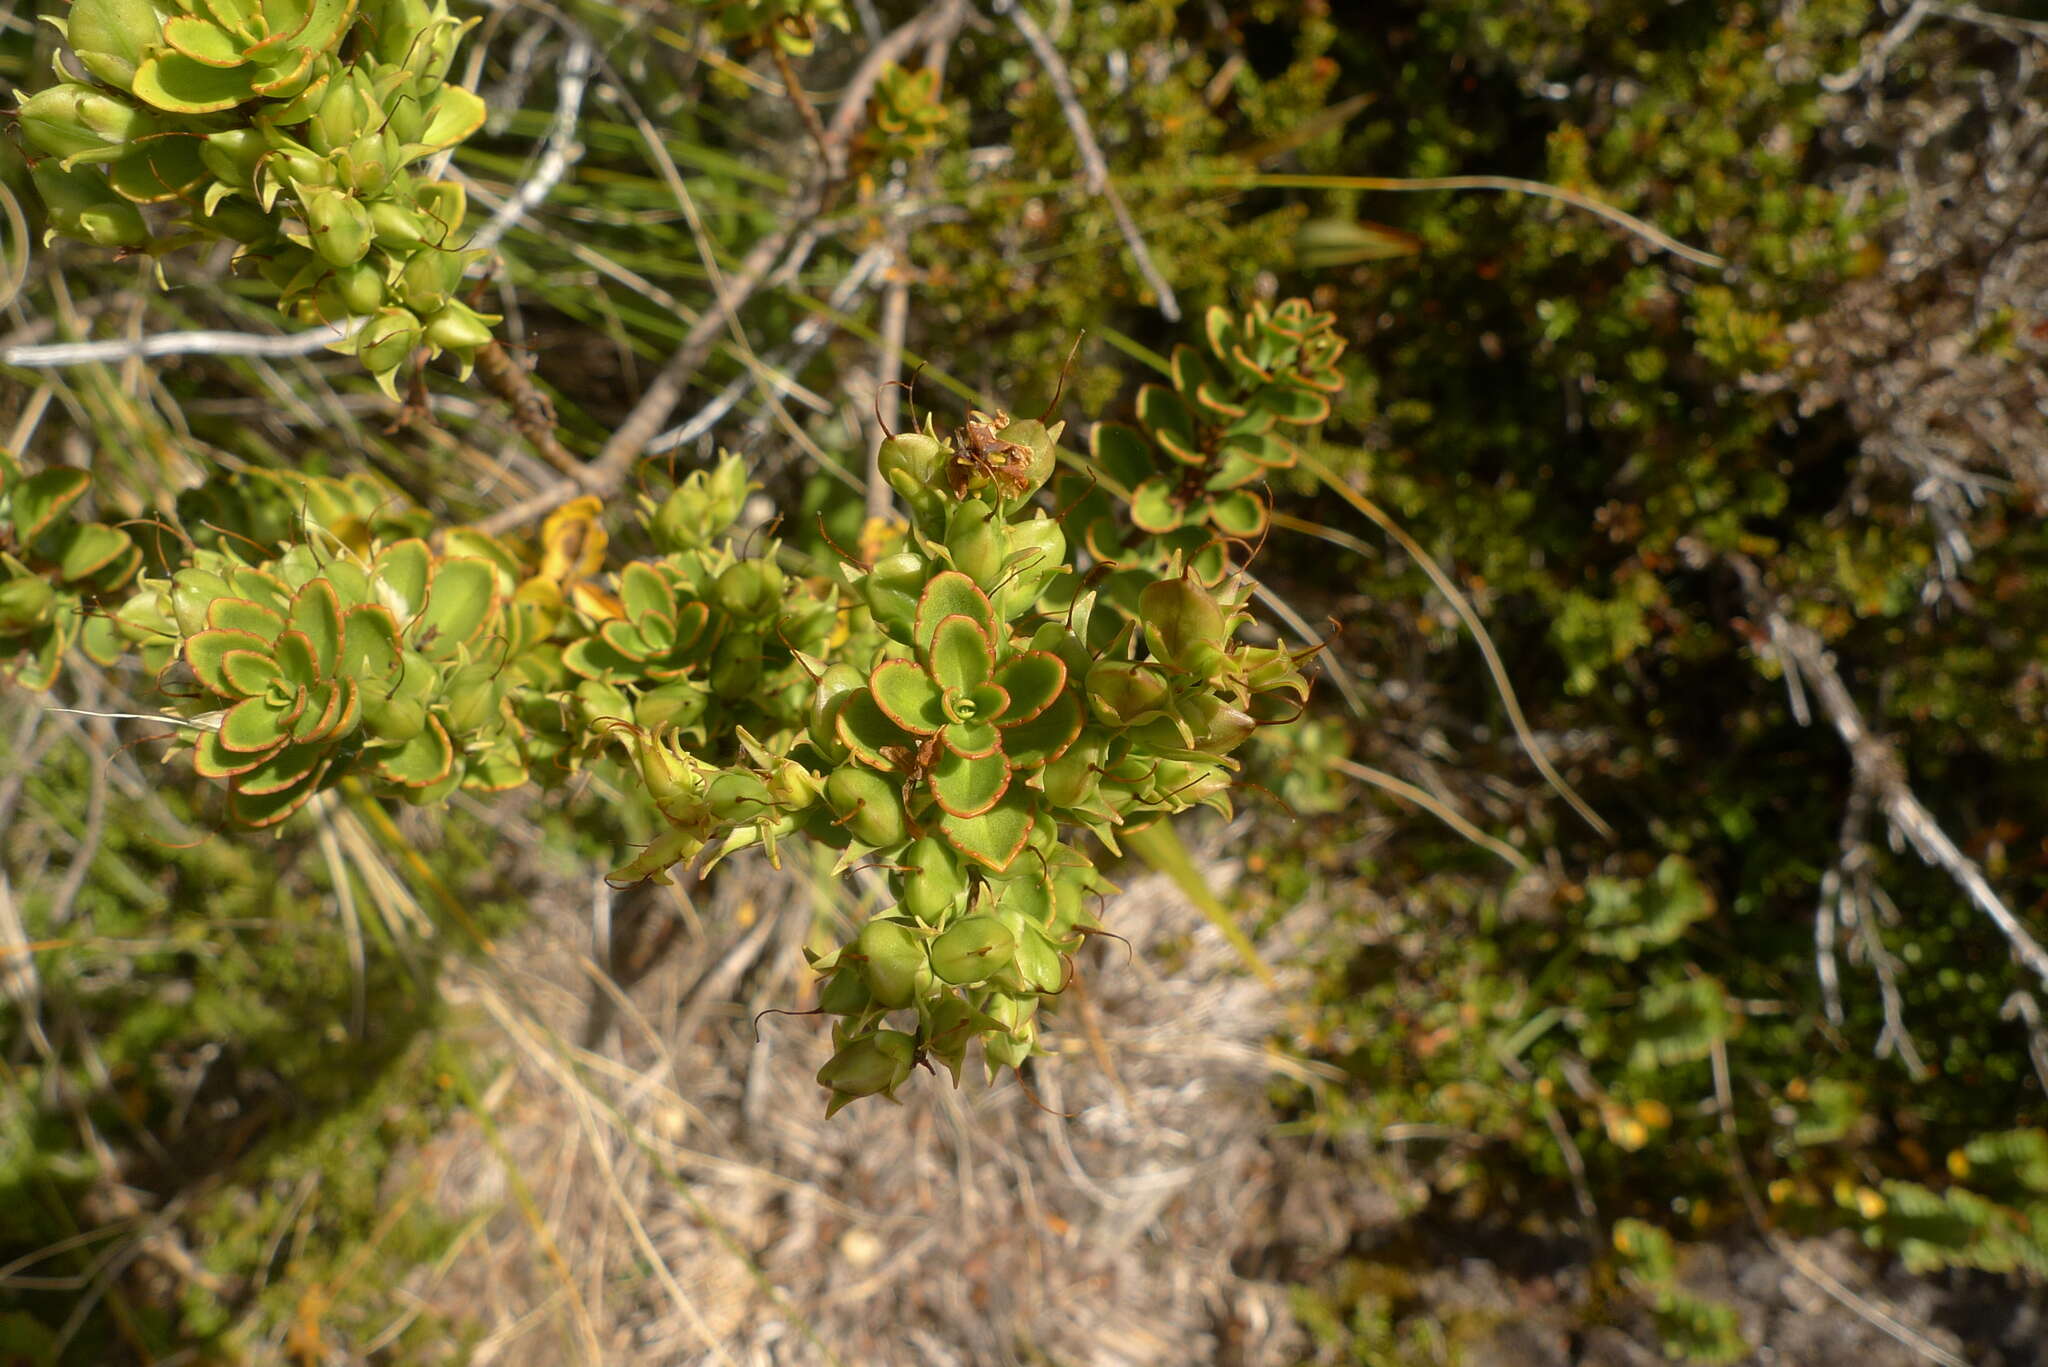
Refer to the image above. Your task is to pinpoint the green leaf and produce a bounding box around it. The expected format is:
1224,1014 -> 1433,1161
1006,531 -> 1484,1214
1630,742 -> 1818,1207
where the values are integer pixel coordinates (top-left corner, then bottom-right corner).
1203,305 -> 1239,365
1253,382 -> 1330,426
929,747 -> 1009,818
289,578 -> 342,678
619,562 -> 669,622
228,566 -> 290,614
161,15 -> 244,66
925,614 -> 993,693
234,741 -> 327,797
1208,489 -> 1267,538
218,694 -> 291,754
994,652 -> 1065,725
1001,691 -> 1083,768
561,634 -> 640,683
1089,421 -> 1155,490
1169,344 -> 1217,405
1130,477 -> 1184,534
914,571 -> 995,658
373,539 -> 431,621
185,627 -> 268,697
870,659 -> 944,734
9,468 -> 90,544
941,788 -> 1034,873
836,689 -> 915,769
375,713 -> 455,787
200,596 -> 277,641
297,678 -> 357,741
416,557 -> 494,657
940,718 -> 1000,759
131,52 -> 256,113
192,727 -> 271,779
272,627 -> 319,688
340,603 -> 401,679
218,648 -> 282,697
231,764 -> 327,828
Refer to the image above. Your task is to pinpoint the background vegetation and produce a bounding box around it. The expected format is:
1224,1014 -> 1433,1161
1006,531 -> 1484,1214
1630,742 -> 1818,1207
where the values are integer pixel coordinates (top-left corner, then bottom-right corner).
3,0 -> 2046,1362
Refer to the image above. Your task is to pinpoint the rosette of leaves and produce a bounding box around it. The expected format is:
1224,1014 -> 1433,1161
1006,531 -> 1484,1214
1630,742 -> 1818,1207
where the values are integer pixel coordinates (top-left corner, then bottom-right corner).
561,533 -> 836,741
689,0 -> 850,56
119,532 -> 533,824
837,569 -> 1080,875
17,0 -> 493,396
856,63 -> 947,166
0,457 -> 140,690
778,417 -> 1311,1110
1059,296 -> 1347,571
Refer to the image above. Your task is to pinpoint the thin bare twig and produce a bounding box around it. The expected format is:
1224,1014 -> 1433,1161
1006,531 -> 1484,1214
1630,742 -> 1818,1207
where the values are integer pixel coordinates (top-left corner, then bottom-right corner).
868,267 -> 912,521
991,0 -> 1182,320
1,322 -> 358,368
768,42 -> 833,166
822,0 -> 970,169
469,29 -> 597,253
1710,1038 -> 1970,1367
1734,555 -> 2048,993
650,242 -> 892,453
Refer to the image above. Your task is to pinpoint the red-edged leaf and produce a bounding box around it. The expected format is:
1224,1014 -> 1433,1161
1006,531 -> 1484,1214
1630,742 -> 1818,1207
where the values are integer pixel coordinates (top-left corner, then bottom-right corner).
994,651 -> 1066,726
869,659 -> 944,734
837,689 -> 915,770
929,747 -> 1009,818
914,572 -> 995,659
185,628 -> 267,697
940,789 -> 1034,873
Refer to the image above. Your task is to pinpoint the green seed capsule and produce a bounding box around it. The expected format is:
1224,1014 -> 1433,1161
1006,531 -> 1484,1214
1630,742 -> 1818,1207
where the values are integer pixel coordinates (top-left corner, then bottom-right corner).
356,307 -> 422,375
945,501 -> 1004,588
633,679 -> 708,732
816,1028 -> 916,1104
1008,927 -> 1065,994
900,835 -> 966,924
305,188 -> 373,267
818,965 -> 872,1016
0,576 -> 57,631
855,919 -> 928,1009
929,915 -> 1015,986
422,302 -> 494,352
825,768 -> 907,848
17,84 -> 156,161
808,664 -> 864,761
716,561 -> 781,619
361,688 -> 427,742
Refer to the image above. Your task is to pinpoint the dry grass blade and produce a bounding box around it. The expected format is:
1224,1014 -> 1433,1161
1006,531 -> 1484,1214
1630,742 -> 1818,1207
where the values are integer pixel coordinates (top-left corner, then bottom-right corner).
1329,757 -> 1531,870
1175,171 -> 1724,268
1276,478 -> 1617,842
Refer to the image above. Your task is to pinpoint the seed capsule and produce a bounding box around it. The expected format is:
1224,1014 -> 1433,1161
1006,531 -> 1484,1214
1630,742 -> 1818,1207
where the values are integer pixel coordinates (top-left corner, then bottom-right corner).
825,768 -> 907,848
929,915 -> 1015,986
855,919 -> 928,1009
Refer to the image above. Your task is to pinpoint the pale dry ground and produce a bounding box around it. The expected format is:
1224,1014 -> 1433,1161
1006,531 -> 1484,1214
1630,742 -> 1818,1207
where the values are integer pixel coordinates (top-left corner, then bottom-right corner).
388,829 -> 1344,1366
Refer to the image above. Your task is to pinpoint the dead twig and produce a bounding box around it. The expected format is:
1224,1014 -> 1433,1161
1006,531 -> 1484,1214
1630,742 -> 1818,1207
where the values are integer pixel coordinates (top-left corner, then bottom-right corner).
990,0 -> 1182,321
1709,1037 -> 1970,1367
1734,556 -> 2048,993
